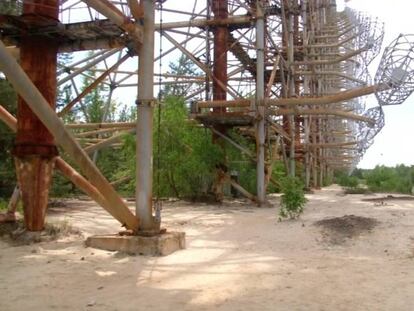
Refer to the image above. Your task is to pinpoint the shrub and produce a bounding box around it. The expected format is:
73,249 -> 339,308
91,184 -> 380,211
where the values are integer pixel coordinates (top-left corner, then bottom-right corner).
364,165 -> 413,194
279,176 -> 307,220
337,174 -> 359,188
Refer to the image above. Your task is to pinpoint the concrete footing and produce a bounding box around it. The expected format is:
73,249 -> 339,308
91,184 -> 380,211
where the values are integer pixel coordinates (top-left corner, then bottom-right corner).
85,231 -> 185,256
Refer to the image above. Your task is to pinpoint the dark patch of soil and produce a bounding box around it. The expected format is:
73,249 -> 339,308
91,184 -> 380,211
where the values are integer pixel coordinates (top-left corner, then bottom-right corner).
314,215 -> 379,245
0,220 -> 81,246
362,195 -> 414,202
343,188 -> 373,195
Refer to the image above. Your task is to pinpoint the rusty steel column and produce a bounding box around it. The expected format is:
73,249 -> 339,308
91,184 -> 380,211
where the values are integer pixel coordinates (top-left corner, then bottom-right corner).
212,0 -> 228,106
211,0 -> 228,202
13,0 -> 59,231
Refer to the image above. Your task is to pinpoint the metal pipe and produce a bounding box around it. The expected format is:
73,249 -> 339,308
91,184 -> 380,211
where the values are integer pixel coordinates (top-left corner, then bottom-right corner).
81,0 -> 142,45
58,49 -> 120,86
155,15 -> 252,30
270,108 -> 375,125
0,105 -> 17,131
136,0 -> 157,233
85,128 -> 136,154
197,85 -> 379,108
287,3 -> 296,177
54,158 -> 110,210
66,122 -> 135,129
58,53 -> 129,117
256,2 -> 266,204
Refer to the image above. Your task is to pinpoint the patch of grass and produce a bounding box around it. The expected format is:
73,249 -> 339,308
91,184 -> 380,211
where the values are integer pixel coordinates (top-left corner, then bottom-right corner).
44,220 -> 81,238
0,198 -> 23,213
0,198 -> 8,211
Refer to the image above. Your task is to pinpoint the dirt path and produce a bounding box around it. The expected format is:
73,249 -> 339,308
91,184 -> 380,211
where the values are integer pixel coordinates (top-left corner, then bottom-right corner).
1,185 -> 414,311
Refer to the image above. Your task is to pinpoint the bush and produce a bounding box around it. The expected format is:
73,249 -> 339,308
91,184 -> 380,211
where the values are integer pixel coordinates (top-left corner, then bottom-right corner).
120,96 -> 224,200
279,176 -> 307,220
364,165 -> 413,194
337,173 -> 359,188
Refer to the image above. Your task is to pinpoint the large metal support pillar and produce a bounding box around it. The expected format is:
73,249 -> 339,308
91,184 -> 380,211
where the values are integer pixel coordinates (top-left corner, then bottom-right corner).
287,2 -> 296,177
211,0 -> 228,202
212,0 -> 228,105
13,0 -> 59,231
136,0 -> 158,233
0,42 -> 139,231
256,2 -> 266,204
302,0 -> 311,188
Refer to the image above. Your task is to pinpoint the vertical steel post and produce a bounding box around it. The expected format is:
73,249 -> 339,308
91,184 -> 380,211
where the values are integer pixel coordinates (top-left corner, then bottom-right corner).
256,2 -> 266,204
13,0 -> 59,231
205,0 -> 212,100
302,0 -> 311,188
136,0 -> 157,233
287,3 -> 296,177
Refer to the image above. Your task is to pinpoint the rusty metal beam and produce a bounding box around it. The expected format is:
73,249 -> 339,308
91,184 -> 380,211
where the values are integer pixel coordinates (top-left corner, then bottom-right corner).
12,0 -> 60,231
271,108 -> 375,125
81,0 -> 142,49
0,104 -> 121,224
0,39 -> 139,231
58,53 -> 130,117
196,85 -> 379,109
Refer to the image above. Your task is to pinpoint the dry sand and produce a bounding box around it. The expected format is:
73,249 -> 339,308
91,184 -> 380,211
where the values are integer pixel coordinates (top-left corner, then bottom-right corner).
1,185 -> 414,310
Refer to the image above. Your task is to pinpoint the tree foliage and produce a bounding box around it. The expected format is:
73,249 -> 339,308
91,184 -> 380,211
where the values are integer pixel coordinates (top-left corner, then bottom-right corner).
336,171 -> 359,188
0,79 -> 17,197
0,0 -> 21,15
162,55 -> 202,98
364,165 -> 414,194
120,96 -> 224,199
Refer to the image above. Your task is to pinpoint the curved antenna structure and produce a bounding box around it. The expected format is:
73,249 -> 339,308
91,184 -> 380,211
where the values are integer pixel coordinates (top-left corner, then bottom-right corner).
375,34 -> 414,106
357,106 -> 385,142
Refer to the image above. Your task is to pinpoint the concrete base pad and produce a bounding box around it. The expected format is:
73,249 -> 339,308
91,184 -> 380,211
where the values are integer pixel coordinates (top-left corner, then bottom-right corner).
85,231 -> 185,256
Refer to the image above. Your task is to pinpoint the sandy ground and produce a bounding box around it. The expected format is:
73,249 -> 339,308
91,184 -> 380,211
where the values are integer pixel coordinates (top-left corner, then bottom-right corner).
1,185 -> 414,311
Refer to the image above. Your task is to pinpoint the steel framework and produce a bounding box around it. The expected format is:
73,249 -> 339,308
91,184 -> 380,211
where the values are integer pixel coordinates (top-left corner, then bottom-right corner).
0,0 -> 413,233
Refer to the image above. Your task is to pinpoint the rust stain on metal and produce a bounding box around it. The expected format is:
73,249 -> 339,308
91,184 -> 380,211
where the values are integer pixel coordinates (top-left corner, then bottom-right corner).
13,0 -> 59,231
212,0 -> 228,109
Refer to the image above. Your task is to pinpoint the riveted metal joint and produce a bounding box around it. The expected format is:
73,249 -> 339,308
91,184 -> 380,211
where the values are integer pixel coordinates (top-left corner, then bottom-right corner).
135,98 -> 157,107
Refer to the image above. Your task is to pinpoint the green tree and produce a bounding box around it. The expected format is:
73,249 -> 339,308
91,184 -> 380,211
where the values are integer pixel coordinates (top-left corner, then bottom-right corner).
363,165 -> 414,194
163,55 -> 202,98
120,96 -> 223,199
154,96 -> 223,198
0,0 -> 21,15
0,79 -> 17,197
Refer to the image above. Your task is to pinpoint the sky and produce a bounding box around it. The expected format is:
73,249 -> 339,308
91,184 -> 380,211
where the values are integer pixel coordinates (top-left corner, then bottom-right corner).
337,0 -> 414,168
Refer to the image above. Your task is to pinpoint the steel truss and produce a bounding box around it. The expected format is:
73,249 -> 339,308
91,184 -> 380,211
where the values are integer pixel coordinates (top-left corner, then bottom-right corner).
0,0 -> 413,232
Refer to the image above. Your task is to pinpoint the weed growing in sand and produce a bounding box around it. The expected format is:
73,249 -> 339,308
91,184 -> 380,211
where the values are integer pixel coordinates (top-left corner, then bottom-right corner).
279,176 -> 307,220
0,199 -> 7,211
